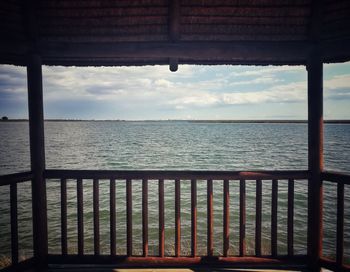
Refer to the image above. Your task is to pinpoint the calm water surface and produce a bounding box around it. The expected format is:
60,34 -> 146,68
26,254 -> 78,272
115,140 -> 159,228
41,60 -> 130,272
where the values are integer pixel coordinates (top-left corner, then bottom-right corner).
0,121 -> 349,261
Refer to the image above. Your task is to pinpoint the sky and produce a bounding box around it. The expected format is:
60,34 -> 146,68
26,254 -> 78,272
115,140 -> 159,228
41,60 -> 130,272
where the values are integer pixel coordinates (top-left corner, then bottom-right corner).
0,62 -> 350,120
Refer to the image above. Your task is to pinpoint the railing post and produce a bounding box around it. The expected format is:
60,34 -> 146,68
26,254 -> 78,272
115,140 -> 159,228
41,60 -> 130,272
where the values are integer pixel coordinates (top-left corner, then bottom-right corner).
307,48 -> 323,272
27,53 -> 48,267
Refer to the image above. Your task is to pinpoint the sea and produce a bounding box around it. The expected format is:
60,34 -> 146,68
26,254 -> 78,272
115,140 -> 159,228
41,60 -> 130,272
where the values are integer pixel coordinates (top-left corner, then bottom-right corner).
0,121 -> 349,263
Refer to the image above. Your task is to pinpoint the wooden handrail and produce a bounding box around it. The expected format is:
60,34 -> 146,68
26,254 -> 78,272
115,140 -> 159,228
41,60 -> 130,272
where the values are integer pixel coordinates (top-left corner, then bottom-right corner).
45,169 -> 309,181
321,171 -> 350,185
0,171 -> 33,186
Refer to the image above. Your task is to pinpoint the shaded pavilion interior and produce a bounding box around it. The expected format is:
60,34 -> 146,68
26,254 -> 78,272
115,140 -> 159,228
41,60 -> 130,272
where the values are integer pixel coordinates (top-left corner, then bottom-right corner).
1,0 -> 350,271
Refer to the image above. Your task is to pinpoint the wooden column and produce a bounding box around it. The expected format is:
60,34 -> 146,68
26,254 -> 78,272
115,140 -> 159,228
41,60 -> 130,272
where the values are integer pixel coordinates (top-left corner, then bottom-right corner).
27,54 -> 48,266
307,49 -> 323,272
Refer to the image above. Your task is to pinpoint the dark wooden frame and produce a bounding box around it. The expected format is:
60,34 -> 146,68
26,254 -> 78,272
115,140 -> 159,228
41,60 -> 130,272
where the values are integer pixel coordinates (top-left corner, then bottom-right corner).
1,1 -> 348,265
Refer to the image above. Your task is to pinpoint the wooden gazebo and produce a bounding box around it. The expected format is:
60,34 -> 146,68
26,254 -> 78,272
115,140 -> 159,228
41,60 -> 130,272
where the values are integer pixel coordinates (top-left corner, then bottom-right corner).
1,0 -> 350,271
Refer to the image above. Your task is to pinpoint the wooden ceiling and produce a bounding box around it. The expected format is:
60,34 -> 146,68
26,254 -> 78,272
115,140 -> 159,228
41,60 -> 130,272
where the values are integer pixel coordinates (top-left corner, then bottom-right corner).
1,0 -> 350,67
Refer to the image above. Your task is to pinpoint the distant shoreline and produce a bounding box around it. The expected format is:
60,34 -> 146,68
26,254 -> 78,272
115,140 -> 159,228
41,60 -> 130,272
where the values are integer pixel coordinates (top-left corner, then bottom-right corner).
1,119 -> 350,124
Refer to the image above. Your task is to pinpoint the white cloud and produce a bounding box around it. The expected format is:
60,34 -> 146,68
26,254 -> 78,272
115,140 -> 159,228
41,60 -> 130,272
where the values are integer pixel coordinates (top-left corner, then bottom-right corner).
229,76 -> 282,86
324,74 -> 350,90
0,64 -> 309,110
230,65 -> 304,77
1,63 -> 349,119
154,79 -> 173,88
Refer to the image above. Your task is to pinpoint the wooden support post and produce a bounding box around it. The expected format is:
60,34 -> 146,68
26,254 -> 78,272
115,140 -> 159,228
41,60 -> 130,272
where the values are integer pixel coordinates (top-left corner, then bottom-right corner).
307,49 -> 323,272
27,54 -> 48,267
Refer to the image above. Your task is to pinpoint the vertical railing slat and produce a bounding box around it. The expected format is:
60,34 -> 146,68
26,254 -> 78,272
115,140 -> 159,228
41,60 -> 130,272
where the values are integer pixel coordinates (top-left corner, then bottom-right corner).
255,179 -> 262,257
126,179 -> 132,256
223,179 -> 229,257
191,179 -> 197,257
287,178 -> 294,256
207,179 -> 213,256
77,178 -> 84,255
93,179 -> 100,255
240,179 -> 246,257
159,179 -> 165,257
60,178 -> 67,256
10,183 -> 18,264
271,179 -> 278,257
175,179 -> 181,257
336,182 -> 344,267
142,179 -> 148,257
110,179 -> 116,256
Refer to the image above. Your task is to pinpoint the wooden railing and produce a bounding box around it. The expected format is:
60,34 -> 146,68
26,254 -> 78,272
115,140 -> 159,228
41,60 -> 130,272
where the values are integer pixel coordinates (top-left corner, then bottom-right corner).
2,169 -> 349,271
320,171 -> 350,272
44,169 -> 310,268
0,172 -> 35,272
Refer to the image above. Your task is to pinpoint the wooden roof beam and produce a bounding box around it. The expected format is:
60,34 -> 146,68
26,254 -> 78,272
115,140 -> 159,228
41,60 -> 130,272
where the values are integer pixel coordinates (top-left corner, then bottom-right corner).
309,0 -> 324,43
40,41 -> 309,63
3,39 -> 350,66
168,0 -> 180,72
20,0 -> 40,52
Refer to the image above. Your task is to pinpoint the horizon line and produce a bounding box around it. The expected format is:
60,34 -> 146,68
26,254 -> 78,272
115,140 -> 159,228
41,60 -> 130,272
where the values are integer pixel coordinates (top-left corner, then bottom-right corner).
1,119 -> 350,124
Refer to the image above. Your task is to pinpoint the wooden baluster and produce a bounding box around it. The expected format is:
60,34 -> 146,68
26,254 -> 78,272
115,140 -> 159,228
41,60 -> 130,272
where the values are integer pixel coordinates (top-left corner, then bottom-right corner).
255,179 -> 262,256
207,179 -> 213,256
110,179 -> 116,255
191,179 -> 197,257
223,179 -> 230,257
336,182 -> 344,267
142,179 -> 148,257
240,179 -> 246,257
93,179 -> 100,255
175,179 -> 181,257
288,179 -> 294,256
126,179 -> 132,256
159,179 -> 165,257
271,179 -> 278,257
77,178 -> 84,255
60,178 -> 67,255
10,183 -> 18,264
